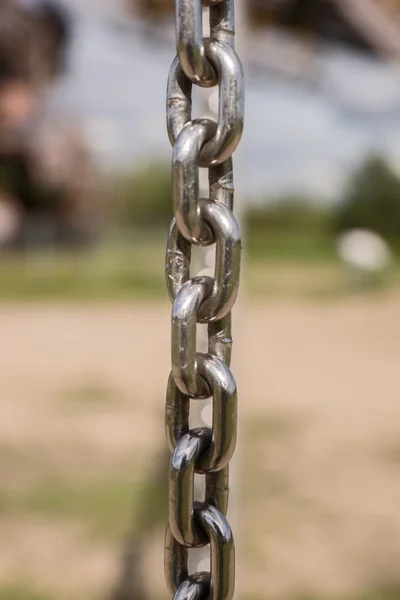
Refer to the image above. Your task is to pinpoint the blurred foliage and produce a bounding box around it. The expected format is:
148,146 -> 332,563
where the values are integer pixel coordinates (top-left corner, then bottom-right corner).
247,197 -> 329,234
333,155 -> 400,241
0,154 -> 398,300
246,197 -> 335,262
0,232 -> 165,301
113,161 -> 172,228
0,476 -> 136,541
247,154 -> 400,264
0,587 -> 52,600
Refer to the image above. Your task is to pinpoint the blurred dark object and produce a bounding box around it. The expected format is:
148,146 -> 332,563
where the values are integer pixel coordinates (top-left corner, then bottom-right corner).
133,0 -> 173,22
0,0 -> 70,86
0,122 -> 98,248
0,0 -> 98,249
334,154 -> 400,241
30,0 -> 71,77
131,0 -> 400,60
248,0 -> 400,59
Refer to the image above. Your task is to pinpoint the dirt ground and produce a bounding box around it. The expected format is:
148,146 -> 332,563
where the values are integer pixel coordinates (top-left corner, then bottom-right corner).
1,294 -> 400,599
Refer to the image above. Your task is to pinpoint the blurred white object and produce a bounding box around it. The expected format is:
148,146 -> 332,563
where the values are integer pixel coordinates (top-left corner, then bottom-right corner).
337,228 -> 391,273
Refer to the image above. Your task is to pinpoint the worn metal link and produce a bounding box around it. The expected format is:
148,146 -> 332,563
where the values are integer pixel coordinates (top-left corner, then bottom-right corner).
165,0 -> 244,596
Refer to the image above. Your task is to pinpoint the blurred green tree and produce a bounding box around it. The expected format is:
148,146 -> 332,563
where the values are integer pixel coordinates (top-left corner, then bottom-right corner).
247,196 -> 328,233
114,161 -> 172,228
334,155 -> 400,240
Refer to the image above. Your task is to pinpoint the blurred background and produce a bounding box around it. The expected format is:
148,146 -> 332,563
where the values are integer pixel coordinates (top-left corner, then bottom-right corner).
1,0 -> 400,599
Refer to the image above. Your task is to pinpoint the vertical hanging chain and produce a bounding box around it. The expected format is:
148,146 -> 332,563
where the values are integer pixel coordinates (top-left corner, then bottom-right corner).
164,0 -> 244,597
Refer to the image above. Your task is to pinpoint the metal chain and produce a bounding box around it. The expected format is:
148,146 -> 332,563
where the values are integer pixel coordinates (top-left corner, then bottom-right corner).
164,0 -> 244,596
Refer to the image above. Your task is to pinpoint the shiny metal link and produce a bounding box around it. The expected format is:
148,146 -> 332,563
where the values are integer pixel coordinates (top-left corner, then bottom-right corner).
194,503 -> 235,600
171,208 -> 239,389
198,40 -> 244,167
209,0 -> 235,47
167,40 -> 244,166
169,429 -> 212,547
195,353 -> 237,472
169,429 -> 230,546
165,504 -> 235,600
166,353 -> 237,474
172,277 -> 213,398
173,573 -> 211,600
165,372 -> 191,453
175,0 -> 235,86
165,528 -> 211,599
167,56 -> 192,148
165,526 -> 189,595
196,198 -> 241,322
172,121 -> 240,253
165,376 -> 231,512
165,160 -> 234,301
208,313 -> 232,368
206,464 -> 229,516
169,165 -> 241,314
165,219 -> 191,303
172,119 -> 216,244
209,159 -> 234,210
165,0 -> 243,593
175,0 -> 217,86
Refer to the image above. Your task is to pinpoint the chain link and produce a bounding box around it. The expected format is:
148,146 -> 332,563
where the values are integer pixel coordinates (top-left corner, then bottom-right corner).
165,0 -> 244,595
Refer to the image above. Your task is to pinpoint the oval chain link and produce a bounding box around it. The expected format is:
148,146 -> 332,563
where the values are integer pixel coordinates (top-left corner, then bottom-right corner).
165,0 -> 244,596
